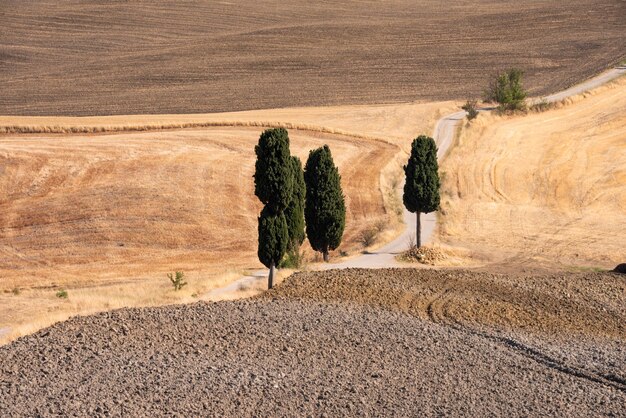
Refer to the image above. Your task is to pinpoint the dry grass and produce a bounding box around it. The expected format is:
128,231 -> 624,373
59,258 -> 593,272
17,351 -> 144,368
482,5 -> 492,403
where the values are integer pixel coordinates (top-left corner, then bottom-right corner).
0,270 -> 241,345
0,101 -> 452,343
438,77 -> 626,269
0,120 -> 382,139
0,127 -> 396,291
1,0 -> 624,116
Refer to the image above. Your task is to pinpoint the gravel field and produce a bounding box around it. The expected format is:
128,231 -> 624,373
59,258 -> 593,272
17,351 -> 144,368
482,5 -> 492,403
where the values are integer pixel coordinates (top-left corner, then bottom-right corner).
1,269 -> 625,416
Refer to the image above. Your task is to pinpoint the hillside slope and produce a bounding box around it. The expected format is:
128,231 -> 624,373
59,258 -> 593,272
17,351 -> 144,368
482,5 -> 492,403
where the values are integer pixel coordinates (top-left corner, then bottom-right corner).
1,0 -> 624,115
439,78 -> 626,269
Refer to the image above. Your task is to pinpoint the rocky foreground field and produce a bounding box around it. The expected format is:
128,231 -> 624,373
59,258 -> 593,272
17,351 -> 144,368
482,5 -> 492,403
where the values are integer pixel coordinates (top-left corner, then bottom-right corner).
1,269 -> 624,416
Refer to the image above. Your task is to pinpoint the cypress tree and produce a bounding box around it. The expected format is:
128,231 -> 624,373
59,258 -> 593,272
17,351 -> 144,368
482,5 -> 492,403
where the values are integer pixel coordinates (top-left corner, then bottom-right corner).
254,128 -> 293,213
304,145 -> 345,262
254,128 -> 293,288
285,156 -> 306,249
403,135 -> 440,248
257,207 -> 289,288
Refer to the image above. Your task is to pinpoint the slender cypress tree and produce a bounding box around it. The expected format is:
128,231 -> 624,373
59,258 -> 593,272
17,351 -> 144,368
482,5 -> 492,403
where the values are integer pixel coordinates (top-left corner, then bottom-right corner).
304,145 -> 345,262
254,128 -> 293,214
403,135 -> 440,248
254,128 -> 293,288
284,156 -> 306,249
257,207 -> 289,288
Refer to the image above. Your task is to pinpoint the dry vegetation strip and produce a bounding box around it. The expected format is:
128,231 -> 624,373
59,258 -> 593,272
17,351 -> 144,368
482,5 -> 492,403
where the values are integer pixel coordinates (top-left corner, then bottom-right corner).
1,0 -> 624,116
438,78 -> 626,269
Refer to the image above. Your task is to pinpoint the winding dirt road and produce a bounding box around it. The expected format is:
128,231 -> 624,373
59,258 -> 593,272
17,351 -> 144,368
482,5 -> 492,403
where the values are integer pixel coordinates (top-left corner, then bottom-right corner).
206,65 -> 625,298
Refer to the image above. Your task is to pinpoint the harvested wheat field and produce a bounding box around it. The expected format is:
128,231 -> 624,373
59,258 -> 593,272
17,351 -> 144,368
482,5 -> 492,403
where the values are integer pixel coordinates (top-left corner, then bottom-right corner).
438,77 -> 626,270
1,268 -> 624,416
0,127 -> 394,288
1,0 -> 624,116
0,100 -> 458,343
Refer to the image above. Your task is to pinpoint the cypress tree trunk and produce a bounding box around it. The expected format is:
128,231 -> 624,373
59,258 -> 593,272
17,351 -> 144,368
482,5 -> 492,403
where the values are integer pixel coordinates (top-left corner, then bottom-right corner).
323,250 -> 329,262
268,262 -> 275,289
416,212 -> 421,248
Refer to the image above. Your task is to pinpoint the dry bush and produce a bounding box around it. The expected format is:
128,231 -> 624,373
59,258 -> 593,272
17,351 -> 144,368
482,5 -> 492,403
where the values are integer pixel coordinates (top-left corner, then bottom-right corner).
359,227 -> 379,248
398,246 -> 447,265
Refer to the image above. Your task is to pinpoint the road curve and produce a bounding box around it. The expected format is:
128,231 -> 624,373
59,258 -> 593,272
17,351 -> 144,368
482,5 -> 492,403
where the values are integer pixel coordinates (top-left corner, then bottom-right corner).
206,65 -> 625,297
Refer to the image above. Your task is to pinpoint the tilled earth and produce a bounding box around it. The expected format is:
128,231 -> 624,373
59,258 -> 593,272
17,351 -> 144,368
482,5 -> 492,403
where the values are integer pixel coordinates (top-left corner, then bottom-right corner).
1,0 -> 624,116
1,269 -> 625,416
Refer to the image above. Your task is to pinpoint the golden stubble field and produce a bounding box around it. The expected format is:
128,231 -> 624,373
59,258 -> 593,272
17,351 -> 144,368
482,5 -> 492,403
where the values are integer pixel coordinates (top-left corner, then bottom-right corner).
0,101 -> 456,343
439,78 -> 626,270
1,0 -> 624,115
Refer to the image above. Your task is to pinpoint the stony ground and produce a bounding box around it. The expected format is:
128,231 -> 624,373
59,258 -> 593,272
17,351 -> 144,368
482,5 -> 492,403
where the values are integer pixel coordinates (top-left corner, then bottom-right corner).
1,268 -> 624,416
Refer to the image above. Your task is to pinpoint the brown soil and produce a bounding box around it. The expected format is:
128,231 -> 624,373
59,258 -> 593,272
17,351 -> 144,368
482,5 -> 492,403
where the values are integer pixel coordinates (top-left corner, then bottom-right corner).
1,0 -> 624,116
267,269 -> 626,342
266,268 -> 626,388
1,269 -> 624,416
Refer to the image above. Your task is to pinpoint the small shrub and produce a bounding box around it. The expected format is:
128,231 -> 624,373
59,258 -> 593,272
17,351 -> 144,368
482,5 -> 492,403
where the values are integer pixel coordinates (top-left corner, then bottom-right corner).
359,227 -> 378,248
374,218 -> 388,233
485,68 -> 527,112
398,246 -> 447,265
56,289 -> 68,299
529,99 -> 554,113
11,287 -> 21,296
462,99 -> 479,120
279,249 -> 304,269
168,271 -> 187,291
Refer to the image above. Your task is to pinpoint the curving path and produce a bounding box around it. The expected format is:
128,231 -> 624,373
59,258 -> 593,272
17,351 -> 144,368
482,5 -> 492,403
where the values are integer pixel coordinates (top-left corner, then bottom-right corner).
205,65 -> 626,298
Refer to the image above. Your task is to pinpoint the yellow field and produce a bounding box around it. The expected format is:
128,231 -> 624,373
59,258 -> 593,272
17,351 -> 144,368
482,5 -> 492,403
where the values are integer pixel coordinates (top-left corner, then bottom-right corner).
0,101 -> 456,344
439,78 -> 626,270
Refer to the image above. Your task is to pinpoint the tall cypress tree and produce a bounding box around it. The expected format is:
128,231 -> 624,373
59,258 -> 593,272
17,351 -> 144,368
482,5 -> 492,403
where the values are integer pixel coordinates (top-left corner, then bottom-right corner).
304,145 -> 345,262
254,128 -> 293,214
254,128 -> 293,288
285,156 -> 306,249
403,135 -> 440,248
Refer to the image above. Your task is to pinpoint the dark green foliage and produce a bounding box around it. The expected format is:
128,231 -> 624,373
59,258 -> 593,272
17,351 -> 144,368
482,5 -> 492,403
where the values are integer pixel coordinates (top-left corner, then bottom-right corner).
403,135 -> 440,214
304,145 -> 346,257
285,156 -> 306,248
167,271 -> 187,291
257,206 -> 289,269
485,68 -> 527,111
254,128 -> 293,214
462,99 -> 479,120
56,289 -> 68,299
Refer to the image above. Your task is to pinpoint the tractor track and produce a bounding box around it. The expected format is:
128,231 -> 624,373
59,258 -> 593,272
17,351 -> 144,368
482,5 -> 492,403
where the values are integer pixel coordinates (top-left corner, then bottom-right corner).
423,280 -> 626,393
